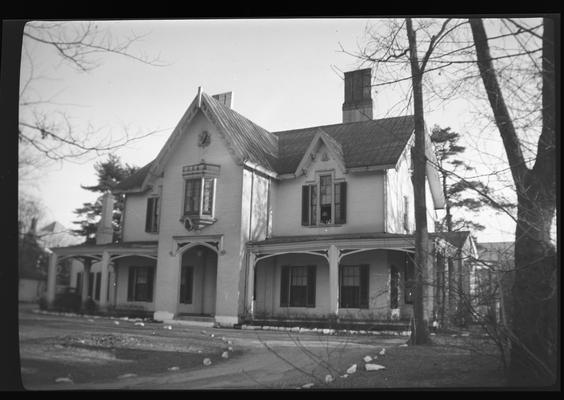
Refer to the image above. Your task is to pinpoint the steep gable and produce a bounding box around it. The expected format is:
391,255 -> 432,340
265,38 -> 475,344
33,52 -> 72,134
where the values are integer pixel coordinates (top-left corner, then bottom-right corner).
293,128 -> 346,176
113,92 -> 420,194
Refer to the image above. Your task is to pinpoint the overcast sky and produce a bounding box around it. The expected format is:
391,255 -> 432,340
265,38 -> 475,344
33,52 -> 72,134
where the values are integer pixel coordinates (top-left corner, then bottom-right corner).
18,18 -> 521,243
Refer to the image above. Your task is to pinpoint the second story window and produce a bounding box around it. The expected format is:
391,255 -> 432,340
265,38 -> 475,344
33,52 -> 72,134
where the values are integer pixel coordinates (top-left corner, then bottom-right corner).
302,174 -> 347,227
181,163 -> 220,230
145,197 -> 160,233
184,177 -> 215,216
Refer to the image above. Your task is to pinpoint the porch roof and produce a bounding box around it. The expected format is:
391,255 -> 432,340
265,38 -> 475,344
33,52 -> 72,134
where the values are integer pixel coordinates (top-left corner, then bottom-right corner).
248,232 -> 415,246
247,232 -> 421,255
51,241 -> 158,258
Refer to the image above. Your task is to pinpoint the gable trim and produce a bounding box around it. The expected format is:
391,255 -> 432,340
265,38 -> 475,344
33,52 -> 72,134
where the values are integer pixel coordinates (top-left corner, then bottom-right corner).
294,129 -> 346,177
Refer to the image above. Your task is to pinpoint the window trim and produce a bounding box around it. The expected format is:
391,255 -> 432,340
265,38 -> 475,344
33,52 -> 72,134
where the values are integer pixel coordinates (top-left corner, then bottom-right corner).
301,171 -> 347,227
127,266 -> 155,303
183,177 -> 217,220
339,264 -> 369,309
280,265 -> 316,308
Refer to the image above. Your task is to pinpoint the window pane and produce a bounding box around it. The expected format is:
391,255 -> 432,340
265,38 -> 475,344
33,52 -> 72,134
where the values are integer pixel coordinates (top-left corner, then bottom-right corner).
185,179 -> 201,214
310,185 -> 317,225
202,178 -> 214,215
320,175 -> 332,205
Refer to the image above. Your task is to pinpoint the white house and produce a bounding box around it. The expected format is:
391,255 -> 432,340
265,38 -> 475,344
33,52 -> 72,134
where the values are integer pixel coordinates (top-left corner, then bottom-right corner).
48,69 -> 468,328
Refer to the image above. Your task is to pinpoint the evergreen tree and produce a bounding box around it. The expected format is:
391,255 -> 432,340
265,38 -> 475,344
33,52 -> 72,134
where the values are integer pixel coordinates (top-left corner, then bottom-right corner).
431,125 -> 514,233
72,154 -> 138,243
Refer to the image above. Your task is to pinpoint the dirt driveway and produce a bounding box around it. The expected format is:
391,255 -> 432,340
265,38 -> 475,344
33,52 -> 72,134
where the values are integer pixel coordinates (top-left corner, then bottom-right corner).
19,305 -> 404,390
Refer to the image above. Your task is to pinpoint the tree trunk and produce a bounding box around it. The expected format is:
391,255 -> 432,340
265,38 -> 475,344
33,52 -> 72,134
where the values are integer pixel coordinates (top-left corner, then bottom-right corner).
406,18 -> 430,345
469,17 -> 556,387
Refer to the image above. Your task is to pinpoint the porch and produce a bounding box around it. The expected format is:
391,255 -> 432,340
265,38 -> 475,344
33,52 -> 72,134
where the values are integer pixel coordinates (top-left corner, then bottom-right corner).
244,233 -> 439,328
46,241 -> 158,315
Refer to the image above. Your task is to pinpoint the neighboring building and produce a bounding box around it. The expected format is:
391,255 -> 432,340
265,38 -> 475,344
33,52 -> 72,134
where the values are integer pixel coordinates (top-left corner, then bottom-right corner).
430,231 -> 478,327
472,241 -> 515,324
19,220 -> 81,302
47,68 -> 475,328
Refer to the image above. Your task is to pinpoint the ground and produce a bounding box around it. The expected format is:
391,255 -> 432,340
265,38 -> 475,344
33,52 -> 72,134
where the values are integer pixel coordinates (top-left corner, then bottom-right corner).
18,303 -> 506,390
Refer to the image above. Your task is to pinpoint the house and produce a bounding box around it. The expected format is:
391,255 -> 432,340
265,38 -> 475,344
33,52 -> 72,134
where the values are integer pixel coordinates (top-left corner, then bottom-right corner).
19,220 -> 81,302
47,68 -> 472,329
472,241 -> 515,324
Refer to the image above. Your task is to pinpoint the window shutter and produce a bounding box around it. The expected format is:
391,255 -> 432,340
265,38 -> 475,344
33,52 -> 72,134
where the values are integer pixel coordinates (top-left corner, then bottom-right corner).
95,272 -> 101,301
127,267 -> 135,301
338,182 -> 347,224
360,264 -> 369,308
280,266 -> 290,307
88,272 -> 94,298
145,198 -> 153,232
147,267 -> 154,302
301,186 -> 310,226
307,265 -> 316,308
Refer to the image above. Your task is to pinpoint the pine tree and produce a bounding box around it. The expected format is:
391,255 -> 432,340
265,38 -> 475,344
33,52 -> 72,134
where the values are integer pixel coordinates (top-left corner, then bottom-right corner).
72,154 -> 138,243
431,125 -> 514,233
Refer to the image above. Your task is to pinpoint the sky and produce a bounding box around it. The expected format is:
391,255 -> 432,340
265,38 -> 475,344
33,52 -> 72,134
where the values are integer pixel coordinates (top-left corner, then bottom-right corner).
18,18 -> 525,243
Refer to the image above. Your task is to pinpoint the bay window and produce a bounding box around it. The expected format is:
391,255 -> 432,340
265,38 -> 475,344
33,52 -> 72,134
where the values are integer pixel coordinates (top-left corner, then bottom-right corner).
181,163 -> 220,229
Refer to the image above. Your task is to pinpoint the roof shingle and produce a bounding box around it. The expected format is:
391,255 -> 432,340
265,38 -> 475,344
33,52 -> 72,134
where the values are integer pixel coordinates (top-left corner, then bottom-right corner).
113,92 -> 415,192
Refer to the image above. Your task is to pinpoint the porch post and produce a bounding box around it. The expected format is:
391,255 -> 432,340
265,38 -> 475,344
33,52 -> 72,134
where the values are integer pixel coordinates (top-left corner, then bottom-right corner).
81,258 -> 92,304
328,245 -> 340,317
98,251 -> 110,309
46,252 -> 58,308
246,252 -> 256,319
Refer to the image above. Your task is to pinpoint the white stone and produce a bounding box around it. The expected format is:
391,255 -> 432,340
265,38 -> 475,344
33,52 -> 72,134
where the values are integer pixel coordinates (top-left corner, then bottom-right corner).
163,325 -> 172,330
379,348 -> 386,356
228,346 -> 233,351
134,322 -> 144,327
365,363 -> 386,371
363,355 -> 373,363
210,334 -> 215,338
302,383 -> 314,389
168,366 -> 180,371
113,321 -> 120,325
55,377 -> 73,384
346,364 -> 357,374
221,351 -> 229,359
324,374 -> 334,383
203,358 -> 212,366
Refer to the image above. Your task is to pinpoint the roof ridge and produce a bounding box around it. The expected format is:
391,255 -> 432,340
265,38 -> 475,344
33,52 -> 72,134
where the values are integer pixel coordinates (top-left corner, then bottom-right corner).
202,92 -> 276,139
273,115 -> 414,135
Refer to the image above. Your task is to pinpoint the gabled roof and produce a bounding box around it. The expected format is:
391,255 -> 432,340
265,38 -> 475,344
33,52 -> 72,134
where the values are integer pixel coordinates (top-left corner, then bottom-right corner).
293,128 -> 346,176
430,231 -> 471,250
274,116 -> 414,175
115,91 -> 279,193
113,90 -> 418,193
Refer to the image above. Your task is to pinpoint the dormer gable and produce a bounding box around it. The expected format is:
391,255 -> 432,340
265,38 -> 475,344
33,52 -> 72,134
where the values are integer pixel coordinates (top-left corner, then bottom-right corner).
294,129 -> 346,178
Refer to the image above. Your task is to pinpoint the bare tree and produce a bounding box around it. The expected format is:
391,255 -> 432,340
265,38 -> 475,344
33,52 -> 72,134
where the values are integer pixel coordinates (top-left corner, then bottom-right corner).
19,20 -> 168,165
469,17 -> 556,387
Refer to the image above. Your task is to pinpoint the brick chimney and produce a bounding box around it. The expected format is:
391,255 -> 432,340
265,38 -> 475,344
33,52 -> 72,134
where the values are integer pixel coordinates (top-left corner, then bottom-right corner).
96,191 -> 114,245
212,92 -> 234,109
342,68 -> 373,123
